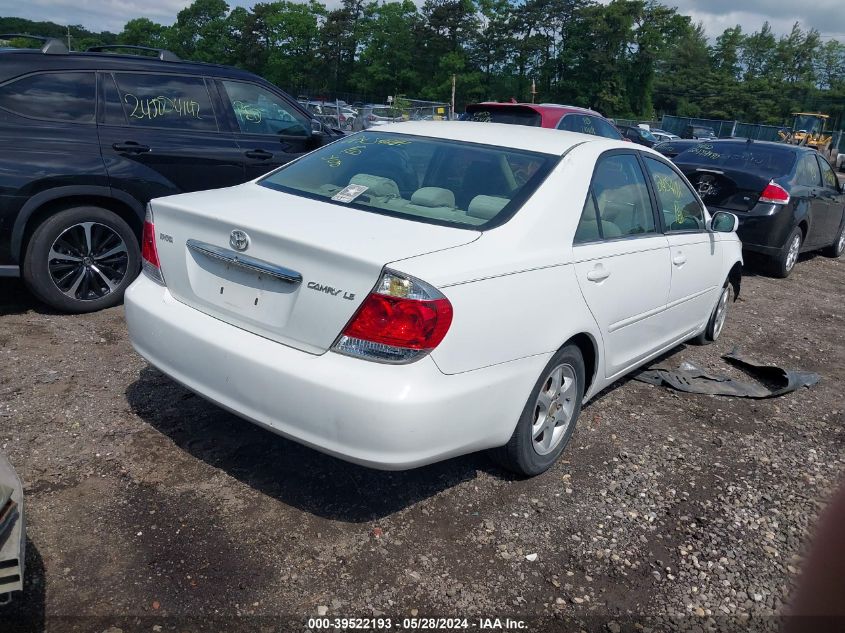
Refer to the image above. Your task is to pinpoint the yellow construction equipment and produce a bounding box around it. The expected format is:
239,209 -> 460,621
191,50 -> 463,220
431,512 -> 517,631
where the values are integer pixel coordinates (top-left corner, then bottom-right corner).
778,113 -> 838,160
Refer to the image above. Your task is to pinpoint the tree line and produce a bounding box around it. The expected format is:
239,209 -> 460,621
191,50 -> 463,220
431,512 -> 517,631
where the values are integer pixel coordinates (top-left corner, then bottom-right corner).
3,0 -> 845,127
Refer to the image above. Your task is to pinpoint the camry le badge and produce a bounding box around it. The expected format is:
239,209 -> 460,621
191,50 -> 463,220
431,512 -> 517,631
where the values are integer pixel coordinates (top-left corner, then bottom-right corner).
230,230 -> 250,251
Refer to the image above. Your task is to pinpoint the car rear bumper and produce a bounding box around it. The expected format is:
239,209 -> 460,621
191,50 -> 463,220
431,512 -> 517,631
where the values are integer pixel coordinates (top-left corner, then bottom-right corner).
729,205 -> 794,256
125,275 -> 547,470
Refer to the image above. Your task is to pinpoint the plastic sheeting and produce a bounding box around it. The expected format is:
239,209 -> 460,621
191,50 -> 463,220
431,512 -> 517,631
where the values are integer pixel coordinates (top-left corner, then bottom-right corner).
635,348 -> 821,398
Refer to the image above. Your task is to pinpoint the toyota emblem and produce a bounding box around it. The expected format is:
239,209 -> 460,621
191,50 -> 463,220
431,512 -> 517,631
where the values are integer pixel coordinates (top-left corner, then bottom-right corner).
230,230 -> 250,251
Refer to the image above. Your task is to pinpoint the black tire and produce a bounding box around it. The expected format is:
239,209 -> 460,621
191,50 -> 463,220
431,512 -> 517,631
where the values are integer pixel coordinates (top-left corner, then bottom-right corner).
770,227 -> 803,278
823,221 -> 845,258
489,345 -> 585,477
22,206 -> 141,313
691,280 -> 732,345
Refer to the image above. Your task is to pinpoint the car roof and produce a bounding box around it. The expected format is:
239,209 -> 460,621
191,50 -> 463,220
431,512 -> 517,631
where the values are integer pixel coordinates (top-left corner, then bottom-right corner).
699,138 -> 806,152
472,102 -> 600,116
0,48 -> 264,82
371,121 -> 622,156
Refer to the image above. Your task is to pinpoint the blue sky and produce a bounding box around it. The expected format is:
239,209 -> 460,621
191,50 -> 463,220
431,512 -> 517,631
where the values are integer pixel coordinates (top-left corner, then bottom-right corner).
1,0 -> 843,41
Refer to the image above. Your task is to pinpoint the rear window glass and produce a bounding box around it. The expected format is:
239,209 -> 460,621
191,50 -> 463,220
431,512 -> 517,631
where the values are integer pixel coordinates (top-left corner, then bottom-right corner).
465,107 -> 541,127
0,72 -> 95,122
674,142 -> 795,176
258,132 -> 557,229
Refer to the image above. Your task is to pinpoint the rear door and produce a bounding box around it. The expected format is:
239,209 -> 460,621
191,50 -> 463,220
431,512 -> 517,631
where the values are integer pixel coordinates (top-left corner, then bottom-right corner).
642,155 -> 722,340
572,151 -> 671,377
97,72 -> 244,201
214,79 -> 321,180
0,70 -> 105,264
814,155 -> 845,244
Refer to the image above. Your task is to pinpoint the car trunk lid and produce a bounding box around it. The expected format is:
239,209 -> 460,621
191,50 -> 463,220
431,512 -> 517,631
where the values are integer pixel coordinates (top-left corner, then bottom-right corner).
678,166 -> 774,212
150,184 -> 480,354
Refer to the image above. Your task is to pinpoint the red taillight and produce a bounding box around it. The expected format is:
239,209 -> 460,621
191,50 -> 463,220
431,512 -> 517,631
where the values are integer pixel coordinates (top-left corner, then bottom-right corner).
141,207 -> 165,284
333,270 -> 452,363
759,182 -> 790,205
343,293 -> 452,350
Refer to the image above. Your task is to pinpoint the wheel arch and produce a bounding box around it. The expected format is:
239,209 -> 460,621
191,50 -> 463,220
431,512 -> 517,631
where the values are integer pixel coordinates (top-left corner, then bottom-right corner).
561,332 -> 599,399
12,187 -> 145,263
728,261 -> 742,301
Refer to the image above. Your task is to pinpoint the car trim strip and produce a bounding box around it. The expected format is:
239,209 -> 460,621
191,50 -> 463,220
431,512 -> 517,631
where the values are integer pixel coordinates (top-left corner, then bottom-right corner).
186,239 -> 303,285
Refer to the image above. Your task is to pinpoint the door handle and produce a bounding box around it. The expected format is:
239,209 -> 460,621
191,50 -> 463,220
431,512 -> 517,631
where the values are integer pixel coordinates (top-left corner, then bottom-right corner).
244,149 -> 273,160
673,254 -> 687,266
112,141 -> 150,154
586,265 -> 610,282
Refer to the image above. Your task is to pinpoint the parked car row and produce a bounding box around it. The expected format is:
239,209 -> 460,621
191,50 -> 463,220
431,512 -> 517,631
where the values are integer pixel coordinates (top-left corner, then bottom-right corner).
1,38 -> 843,479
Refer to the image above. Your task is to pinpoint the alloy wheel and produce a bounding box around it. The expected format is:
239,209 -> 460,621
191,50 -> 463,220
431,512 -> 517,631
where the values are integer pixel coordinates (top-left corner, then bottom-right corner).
713,285 -> 731,340
785,234 -> 801,272
48,222 -> 129,301
532,364 -> 577,456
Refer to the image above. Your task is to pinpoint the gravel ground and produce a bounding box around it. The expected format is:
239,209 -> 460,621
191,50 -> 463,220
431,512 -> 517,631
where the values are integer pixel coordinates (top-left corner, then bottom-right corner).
0,252 -> 843,633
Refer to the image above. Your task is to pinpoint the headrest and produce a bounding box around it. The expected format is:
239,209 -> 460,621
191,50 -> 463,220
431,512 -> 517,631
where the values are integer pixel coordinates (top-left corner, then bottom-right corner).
410,187 -> 455,208
467,195 -> 509,220
349,174 -> 400,198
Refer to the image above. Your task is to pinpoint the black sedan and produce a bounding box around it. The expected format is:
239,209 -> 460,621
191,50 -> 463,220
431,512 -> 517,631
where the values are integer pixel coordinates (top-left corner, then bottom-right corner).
674,140 -> 845,277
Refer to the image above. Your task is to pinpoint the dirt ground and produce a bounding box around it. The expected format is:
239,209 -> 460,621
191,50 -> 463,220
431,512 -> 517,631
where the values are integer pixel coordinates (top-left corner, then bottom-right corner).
0,250 -> 843,633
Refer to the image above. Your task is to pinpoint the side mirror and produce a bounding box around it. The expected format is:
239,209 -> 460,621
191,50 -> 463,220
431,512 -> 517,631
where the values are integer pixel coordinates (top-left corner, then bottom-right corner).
710,210 -> 739,233
311,119 -> 324,135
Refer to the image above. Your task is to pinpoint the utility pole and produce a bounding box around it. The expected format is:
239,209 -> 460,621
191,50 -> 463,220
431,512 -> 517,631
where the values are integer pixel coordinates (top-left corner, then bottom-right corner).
66,26 -> 71,51
451,74 -> 456,120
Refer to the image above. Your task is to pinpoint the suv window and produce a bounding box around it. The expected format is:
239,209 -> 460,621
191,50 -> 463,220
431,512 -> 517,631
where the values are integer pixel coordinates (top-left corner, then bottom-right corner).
575,154 -> 656,242
817,156 -> 839,190
644,157 -> 705,231
0,72 -> 95,123
221,81 -> 310,137
796,154 -> 822,187
113,73 -> 217,131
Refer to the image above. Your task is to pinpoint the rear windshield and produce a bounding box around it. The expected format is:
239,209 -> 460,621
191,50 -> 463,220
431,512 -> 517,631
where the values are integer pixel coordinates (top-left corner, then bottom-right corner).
674,142 -> 796,176
258,132 -> 558,229
465,106 -> 541,127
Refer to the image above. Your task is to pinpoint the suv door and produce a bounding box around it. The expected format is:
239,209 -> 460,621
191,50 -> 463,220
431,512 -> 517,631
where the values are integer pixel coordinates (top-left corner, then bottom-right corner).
214,79 -> 320,180
572,152 -> 671,378
97,72 -> 244,201
813,155 -> 845,245
0,71 -> 105,266
642,155 -> 723,340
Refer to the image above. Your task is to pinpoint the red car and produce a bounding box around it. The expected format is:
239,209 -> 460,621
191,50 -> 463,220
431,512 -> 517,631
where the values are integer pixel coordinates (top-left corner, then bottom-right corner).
464,102 -> 624,140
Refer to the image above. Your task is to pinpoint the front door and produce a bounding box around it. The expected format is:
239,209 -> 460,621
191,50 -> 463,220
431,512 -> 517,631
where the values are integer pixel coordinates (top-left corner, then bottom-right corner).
642,155 -> 723,340
814,155 -> 845,246
214,79 -> 321,181
97,72 -> 244,202
572,152 -> 671,378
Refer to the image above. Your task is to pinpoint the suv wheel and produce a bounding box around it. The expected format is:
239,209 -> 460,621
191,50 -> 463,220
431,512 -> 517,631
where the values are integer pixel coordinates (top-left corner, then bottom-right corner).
22,206 -> 140,313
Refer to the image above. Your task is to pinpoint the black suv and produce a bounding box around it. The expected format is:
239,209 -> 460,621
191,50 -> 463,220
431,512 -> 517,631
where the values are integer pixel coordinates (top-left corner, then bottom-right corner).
0,36 -> 339,312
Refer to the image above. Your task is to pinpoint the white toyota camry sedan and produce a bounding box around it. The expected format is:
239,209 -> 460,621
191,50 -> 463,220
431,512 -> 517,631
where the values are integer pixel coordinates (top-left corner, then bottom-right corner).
125,121 -> 742,476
